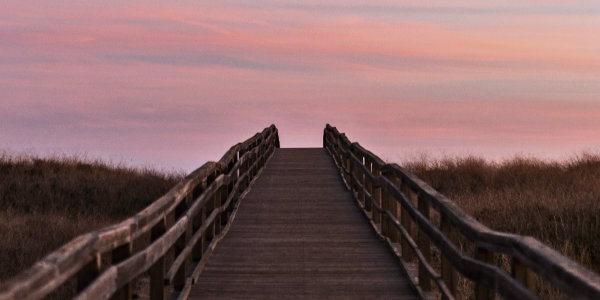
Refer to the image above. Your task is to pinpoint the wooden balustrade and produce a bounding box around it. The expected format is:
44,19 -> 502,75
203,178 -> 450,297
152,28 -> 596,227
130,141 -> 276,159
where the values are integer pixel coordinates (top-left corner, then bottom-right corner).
0,125 -> 280,300
323,123 -> 600,300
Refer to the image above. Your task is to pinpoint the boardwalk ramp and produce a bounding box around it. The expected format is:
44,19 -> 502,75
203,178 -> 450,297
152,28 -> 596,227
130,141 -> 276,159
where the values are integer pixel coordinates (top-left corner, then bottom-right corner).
190,148 -> 419,299
2,124 -> 599,300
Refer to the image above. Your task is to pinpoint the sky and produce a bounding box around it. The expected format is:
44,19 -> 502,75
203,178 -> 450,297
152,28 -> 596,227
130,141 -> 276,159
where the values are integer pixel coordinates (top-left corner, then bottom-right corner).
1,1 -> 600,173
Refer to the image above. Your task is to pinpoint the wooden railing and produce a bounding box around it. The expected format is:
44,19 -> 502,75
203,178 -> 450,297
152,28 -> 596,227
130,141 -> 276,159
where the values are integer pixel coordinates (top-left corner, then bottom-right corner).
0,125 -> 279,300
324,124 -> 600,300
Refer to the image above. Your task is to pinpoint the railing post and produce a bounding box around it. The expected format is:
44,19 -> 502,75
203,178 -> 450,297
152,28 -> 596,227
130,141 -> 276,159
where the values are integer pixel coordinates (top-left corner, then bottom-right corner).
239,152 -> 246,180
381,182 -> 389,239
373,165 -> 386,226
352,156 -> 365,207
173,193 -> 193,293
345,153 -> 352,188
364,159 -> 372,212
206,193 -> 215,243
193,209 -> 205,262
221,183 -> 230,227
440,215 -> 459,297
475,247 -> 495,300
235,151 -> 240,184
111,241 -> 133,300
214,186 -> 222,236
399,181 -> 414,261
349,155 -> 356,193
150,218 -> 167,300
227,178 -> 235,217
250,148 -> 256,178
382,171 -> 396,242
417,195 -> 432,292
372,166 -> 382,225
512,257 -> 536,294
76,253 -> 101,293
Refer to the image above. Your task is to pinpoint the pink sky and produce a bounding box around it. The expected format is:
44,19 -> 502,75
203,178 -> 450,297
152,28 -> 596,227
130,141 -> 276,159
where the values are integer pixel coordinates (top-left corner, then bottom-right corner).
2,1 -> 600,172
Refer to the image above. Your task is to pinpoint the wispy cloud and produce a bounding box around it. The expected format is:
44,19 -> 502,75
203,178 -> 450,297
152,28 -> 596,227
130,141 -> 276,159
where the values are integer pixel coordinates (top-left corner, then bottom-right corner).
1,0 -> 600,171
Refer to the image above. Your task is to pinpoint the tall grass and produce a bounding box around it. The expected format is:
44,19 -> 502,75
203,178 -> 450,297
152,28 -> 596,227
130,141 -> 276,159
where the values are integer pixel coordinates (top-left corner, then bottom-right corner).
0,153 -> 183,281
404,153 -> 600,276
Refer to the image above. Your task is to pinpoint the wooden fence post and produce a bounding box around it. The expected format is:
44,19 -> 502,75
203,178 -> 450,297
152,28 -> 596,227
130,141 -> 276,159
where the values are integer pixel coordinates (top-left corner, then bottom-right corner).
351,156 -> 361,203
475,247 -> 495,300
150,218 -> 167,300
111,242 -> 133,300
350,154 -> 356,191
76,254 -> 101,293
364,160 -> 372,212
382,171 -> 399,243
221,183 -> 230,227
381,182 -> 389,239
345,153 -> 352,188
399,181 -> 414,261
417,195 -> 431,292
206,193 -> 215,244
440,215 -> 459,297
172,193 -> 193,293
214,187 -> 222,236
512,258 -> 536,294
372,166 -> 382,225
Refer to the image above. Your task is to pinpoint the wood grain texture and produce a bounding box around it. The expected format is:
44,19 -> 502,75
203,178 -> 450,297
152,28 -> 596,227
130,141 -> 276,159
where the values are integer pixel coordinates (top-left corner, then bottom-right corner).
323,124 -> 600,299
190,148 -> 420,300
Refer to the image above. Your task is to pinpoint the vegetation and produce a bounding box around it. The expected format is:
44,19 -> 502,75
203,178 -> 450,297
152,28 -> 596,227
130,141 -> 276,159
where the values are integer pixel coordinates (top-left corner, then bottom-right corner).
0,153 -> 183,281
404,153 -> 600,277
2,150 -> 599,298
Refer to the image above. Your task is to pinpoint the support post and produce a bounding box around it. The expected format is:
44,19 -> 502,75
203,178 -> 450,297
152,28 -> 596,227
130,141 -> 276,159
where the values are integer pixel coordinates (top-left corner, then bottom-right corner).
111,242 -> 133,300
364,160 -> 372,212
441,216 -> 459,297
399,182 -> 414,261
475,247 -> 495,300
150,218 -> 167,300
76,254 -> 101,293
417,195 -> 431,292
372,166 -> 382,225
381,178 -> 390,239
512,257 -> 536,294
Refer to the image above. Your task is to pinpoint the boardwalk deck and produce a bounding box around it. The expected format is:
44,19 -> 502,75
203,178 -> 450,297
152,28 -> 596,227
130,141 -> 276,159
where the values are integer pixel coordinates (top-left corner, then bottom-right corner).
190,148 -> 420,299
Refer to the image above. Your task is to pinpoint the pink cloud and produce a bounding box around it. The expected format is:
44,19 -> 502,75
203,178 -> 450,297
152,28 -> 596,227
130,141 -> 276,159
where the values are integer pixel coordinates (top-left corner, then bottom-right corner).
2,1 -> 600,171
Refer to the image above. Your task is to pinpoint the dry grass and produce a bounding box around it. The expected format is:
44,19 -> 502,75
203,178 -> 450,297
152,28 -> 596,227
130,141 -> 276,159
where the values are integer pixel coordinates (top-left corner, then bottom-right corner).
0,153 -> 183,281
404,153 -> 600,297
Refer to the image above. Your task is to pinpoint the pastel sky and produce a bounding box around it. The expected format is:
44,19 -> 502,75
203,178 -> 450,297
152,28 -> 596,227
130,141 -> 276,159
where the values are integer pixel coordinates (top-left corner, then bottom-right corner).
2,1 -> 600,172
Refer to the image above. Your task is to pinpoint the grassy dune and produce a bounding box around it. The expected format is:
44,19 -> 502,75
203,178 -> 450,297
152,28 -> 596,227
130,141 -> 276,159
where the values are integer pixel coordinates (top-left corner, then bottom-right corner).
404,153 -> 600,276
0,153 -> 182,281
1,151 -> 598,298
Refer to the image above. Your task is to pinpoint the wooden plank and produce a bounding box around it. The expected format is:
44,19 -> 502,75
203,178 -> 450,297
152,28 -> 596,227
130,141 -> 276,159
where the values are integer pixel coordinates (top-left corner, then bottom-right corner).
190,148 -> 420,299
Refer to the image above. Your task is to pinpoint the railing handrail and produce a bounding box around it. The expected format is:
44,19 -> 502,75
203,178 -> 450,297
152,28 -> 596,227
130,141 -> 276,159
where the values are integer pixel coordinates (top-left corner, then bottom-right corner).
324,123 -> 600,299
0,125 -> 280,300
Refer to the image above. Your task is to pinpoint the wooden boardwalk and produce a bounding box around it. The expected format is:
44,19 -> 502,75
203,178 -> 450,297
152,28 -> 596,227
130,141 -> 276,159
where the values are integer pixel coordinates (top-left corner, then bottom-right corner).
190,148 -> 420,299
4,125 -> 598,300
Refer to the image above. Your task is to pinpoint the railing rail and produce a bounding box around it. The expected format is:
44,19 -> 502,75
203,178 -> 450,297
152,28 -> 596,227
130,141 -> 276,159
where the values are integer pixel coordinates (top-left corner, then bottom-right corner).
323,124 -> 600,300
0,125 -> 280,300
